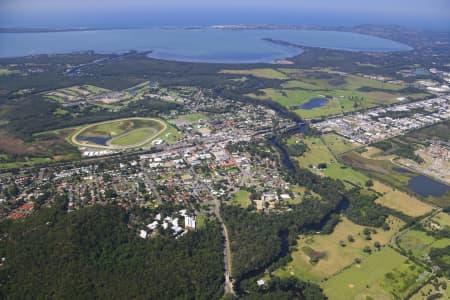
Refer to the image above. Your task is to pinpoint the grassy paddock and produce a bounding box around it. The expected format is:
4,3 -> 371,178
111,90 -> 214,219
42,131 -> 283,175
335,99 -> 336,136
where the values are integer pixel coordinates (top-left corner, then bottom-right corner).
321,247 -> 407,300
380,259 -> 430,299
246,68 -> 428,119
219,68 -> 289,80
275,216 -> 404,281
322,133 -> 362,155
293,137 -> 369,187
431,212 -> 450,227
398,229 -> 450,259
374,182 -> 433,217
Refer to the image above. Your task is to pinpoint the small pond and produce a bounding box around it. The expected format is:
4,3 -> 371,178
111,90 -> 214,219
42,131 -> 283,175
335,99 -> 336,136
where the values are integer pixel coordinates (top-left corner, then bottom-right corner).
393,167 -> 414,174
407,175 -> 450,198
76,136 -> 110,146
300,98 -> 329,109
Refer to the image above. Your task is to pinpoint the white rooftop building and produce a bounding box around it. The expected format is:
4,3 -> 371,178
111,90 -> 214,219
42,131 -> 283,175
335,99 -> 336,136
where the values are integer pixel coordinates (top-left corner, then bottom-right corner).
184,215 -> 196,229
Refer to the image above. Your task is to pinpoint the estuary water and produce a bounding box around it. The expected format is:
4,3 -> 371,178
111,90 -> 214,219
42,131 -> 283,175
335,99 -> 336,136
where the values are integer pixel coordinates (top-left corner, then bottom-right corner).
0,28 -> 412,63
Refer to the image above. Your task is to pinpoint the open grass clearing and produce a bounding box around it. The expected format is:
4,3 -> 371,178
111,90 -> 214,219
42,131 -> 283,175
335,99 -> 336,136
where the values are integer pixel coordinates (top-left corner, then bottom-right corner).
177,113 -> 208,122
219,68 -> 289,80
430,212 -> 450,228
0,68 -> 21,76
380,259 -> 431,299
292,137 -> 369,187
148,123 -> 183,145
410,277 -> 450,300
231,190 -> 251,208
322,133 -> 362,155
293,137 -> 335,167
323,163 -> 370,188
247,69 -> 428,119
275,216 -> 404,282
321,247 -> 407,300
374,182 -> 433,217
0,157 -> 52,170
398,229 -> 450,259
110,128 -> 156,146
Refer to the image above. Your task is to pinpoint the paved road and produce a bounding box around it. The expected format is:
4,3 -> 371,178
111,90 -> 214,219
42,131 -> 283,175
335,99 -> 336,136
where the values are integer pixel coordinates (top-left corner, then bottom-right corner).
213,197 -> 235,296
189,162 -> 235,296
390,207 -> 442,251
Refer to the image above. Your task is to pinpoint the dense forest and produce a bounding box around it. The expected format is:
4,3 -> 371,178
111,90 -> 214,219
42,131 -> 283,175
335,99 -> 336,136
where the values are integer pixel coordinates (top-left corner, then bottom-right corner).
429,246 -> 450,277
6,95 -> 181,138
0,205 -> 224,300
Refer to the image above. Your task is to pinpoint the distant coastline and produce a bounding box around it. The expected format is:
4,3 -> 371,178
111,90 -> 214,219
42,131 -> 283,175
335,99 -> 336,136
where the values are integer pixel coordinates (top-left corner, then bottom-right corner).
0,27 -> 140,33
0,24 -> 422,34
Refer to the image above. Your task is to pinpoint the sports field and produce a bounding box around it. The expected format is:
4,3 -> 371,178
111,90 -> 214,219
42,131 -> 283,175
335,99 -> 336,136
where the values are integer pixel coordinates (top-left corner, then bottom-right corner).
231,190 -> 251,208
110,128 -> 157,146
177,113 -> 208,122
71,117 -> 168,149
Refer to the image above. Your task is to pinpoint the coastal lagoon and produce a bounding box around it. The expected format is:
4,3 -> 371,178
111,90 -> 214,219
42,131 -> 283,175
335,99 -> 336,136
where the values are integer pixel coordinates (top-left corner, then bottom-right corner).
0,28 -> 412,63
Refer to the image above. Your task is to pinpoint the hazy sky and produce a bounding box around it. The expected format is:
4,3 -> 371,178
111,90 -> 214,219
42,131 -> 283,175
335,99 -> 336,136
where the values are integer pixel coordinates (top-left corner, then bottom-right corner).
1,0 -> 449,29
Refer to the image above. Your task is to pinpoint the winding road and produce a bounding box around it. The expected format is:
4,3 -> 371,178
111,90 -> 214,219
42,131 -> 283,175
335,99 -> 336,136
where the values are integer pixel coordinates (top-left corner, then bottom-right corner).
213,196 -> 235,296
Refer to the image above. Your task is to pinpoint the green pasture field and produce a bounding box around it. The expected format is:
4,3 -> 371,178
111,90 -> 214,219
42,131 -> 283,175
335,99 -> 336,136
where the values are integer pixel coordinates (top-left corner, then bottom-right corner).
231,190 -> 251,208
375,186 -> 433,217
0,157 -> 52,170
321,247 -> 407,300
246,68 -> 429,119
110,128 -> 156,146
275,216 -> 404,282
0,68 -> 21,76
398,229 -> 450,259
321,133 -> 362,155
219,68 -> 289,80
431,212 -> 450,227
410,277 -> 450,300
291,137 -> 369,187
380,260 -> 431,299
83,84 -> 110,94
177,113 -> 208,122
151,123 -> 183,145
